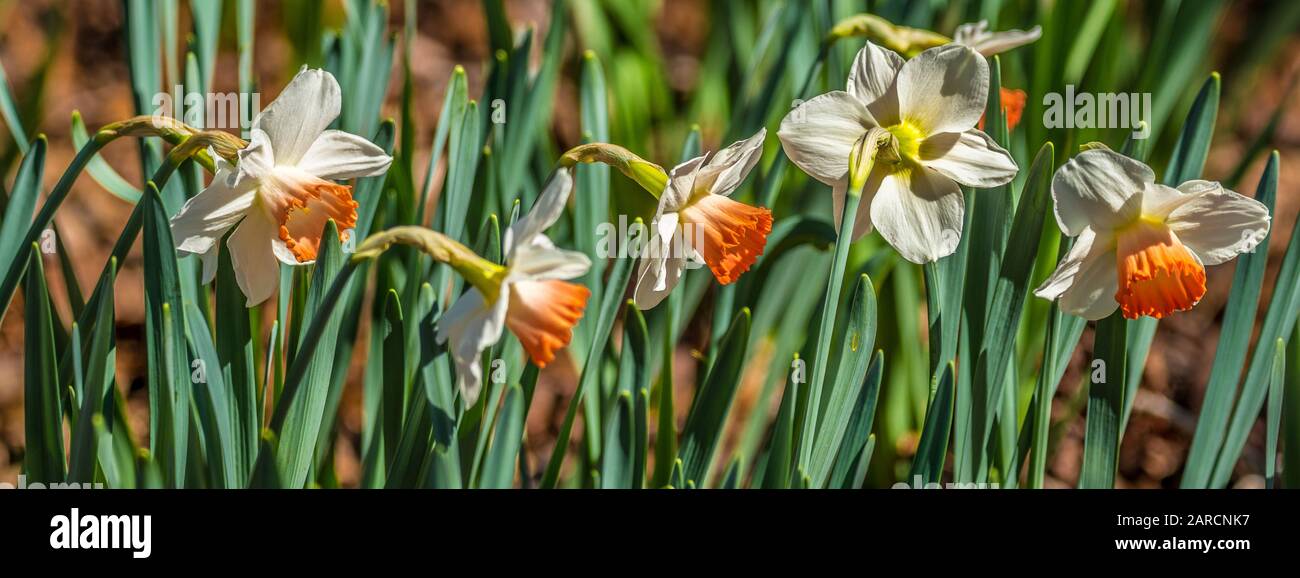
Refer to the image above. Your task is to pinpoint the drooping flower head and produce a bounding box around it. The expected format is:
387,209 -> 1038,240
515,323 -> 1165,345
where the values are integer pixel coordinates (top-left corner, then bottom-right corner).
952,20 -> 1038,133
829,14 -> 1040,58
170,67 -> 393,305
634,129 -> 772,309
830,16 -> 1039,135
951,20 -> 1042,56
436,169 -> 592,405
1035,148 -> 1271,320
778,41 -> 1018,263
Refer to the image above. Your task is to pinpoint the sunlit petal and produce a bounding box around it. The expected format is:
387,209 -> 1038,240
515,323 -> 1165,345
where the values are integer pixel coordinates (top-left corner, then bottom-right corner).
919,128 -> 1017,188
1051,148 -> 1151,236
252,67 -> 342,166
868,167 -> 963,263
778,91 -> 875,186
895,44 -> 988,136
295,130 -> 393,181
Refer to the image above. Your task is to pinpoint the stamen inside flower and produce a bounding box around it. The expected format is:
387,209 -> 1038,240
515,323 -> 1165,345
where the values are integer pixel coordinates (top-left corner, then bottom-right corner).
263,169 -> 360,262
884,122 -> 925,166
1114,218 -> 1206,319
506,280 -> 591,367
679,194 -> 773,284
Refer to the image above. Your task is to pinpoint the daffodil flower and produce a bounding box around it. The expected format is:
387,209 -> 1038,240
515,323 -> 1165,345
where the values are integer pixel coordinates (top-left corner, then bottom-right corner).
828,14 -> 1040,58
1034,148 -> 1271,320
436,169 -> 592,405
951,20 -> 1042,56
170,67 -> 393,305
953,20 -> 1038,133
633,129 -> 772,310
778,42 -> 1018,263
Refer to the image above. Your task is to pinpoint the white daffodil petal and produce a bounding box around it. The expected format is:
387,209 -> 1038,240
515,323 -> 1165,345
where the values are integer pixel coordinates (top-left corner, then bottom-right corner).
633,253 -> 686,310
233,129 -> 275,190
951,20 -> 990,46
699,128 -> 766,198
226,209 -> 282,306
919,129 -> 1018,188
831,171 -> 880,242
511,242 -> 592,281
170,166 -> 255,260
199,247 -> 221,284
869,168 -> 963,263
252,67 -> 342,166
1034,228 -> 1108,299
1051,148 -> 1151,236
967,26 -> 1042,56
633,213 -> 686,310
663,156 -> 707,212
1165,184 -> 1271,266
847,41 -> 905,106
1058,246 -> 1120,320
295,130 -> 393,180
436,286 -> 510,406
895,44 -> 988,136
778,91 -> 875,186
1138,182 -> 1191,218
1140,180 -> 1223,219
507,169 -> 573,254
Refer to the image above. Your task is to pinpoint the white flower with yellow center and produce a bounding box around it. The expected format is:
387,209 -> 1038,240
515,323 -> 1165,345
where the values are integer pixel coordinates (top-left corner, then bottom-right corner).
1035,148 -> 1271,320
170,67 -> 393,305
778,41 -> 1018,263
436,169 -> 592,405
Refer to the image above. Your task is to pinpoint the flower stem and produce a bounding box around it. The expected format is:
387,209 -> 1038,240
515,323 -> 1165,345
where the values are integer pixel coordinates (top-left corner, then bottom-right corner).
796,190 -> 861,476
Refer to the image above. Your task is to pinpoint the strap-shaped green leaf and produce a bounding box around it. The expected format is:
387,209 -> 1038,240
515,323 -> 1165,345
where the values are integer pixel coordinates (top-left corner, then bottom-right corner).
23,244 -> 64,483
68,261 -> 116,483
1079,313 -> 1128,489
185,300 -> 240,488
540,235 -> 634,488
829,351 -> 885,489
677,308 -> 751,486
1284,322 -> 1300,489
479,384 -> 525,489
0,59 -> 27,152
0,137 -> 44,298
808,274 -> 877,487
214,235 -> 259,481
141,183 -> 191,486
1266,339 -> 1286,488
967,142 -> 1054,481
1212,207 -> 1300,487
268,220 -> 352,487
910,362 -> 955,485
601,303 -> 650,488
0,138 -> 102,328
1182,152 -> 1277,487
380,290 -> 407,474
